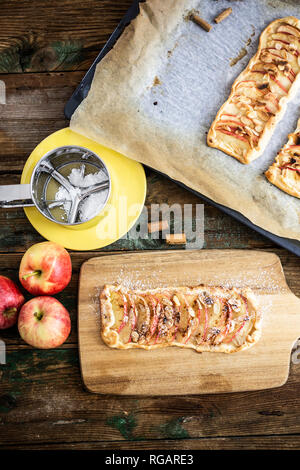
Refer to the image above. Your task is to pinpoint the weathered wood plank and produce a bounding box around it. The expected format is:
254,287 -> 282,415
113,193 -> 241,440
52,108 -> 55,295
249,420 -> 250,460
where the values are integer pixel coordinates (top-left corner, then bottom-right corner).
2,435 -> 300,450
0,345 -> 300,445
0,0 -> 132,72
0,72 -> 83,165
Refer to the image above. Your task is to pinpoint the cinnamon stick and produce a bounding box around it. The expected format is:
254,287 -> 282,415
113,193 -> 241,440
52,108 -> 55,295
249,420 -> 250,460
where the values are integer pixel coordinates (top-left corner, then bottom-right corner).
214,8 -> 232,24
191,14 -> 212,32
148,220 -> 169,234
166,233 -> 187,245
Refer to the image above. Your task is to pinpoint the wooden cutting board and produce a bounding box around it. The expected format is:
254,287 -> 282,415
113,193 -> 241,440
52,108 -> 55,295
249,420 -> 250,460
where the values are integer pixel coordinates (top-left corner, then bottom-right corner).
78,250 -> 300,395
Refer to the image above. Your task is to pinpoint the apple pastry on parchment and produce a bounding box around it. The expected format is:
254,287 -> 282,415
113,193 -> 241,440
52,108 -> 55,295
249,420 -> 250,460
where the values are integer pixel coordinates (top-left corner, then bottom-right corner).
208,17 -> 300,164
100,284 -> 262,354
266,118 -> 300,198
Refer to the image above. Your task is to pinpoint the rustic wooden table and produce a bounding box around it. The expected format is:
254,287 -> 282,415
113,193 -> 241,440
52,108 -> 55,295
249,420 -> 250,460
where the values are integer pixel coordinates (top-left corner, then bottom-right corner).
0,0 -> 299,451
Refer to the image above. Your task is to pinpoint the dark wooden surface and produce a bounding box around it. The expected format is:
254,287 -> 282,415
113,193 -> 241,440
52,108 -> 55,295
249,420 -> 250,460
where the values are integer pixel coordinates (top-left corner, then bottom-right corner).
0,0 -> 299,451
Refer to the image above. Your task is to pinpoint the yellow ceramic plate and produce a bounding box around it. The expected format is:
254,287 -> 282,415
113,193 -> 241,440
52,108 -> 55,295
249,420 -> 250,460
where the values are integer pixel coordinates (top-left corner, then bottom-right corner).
21,128 -> 146,250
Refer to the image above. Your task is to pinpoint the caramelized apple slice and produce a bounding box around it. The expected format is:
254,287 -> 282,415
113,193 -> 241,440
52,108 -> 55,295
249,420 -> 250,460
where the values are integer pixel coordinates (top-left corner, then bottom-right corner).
179,294 -> 197,344
153,295 -> 176,344
261,92 -> 279,115
195,298 -> 209,343
127,295 -> 138,343
133,295 -> 151,343
214,301 -> 232,345
147,295 -> 161,342
261,47 -> 288,62
219,114 -> 244,125
223,296 -> 250,344
236,80 -> 266,94
287,145 -> 300,153
252,61 -> 278,75
278,23 -> 300,38
216,128 -> 249,143
272,32 -> 300,55
269,75 -> 289,95
117,294 -> 129,333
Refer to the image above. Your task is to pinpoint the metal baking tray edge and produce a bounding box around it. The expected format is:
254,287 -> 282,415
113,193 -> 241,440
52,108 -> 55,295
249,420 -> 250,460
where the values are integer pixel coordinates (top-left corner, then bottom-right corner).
64,0 -> 300,256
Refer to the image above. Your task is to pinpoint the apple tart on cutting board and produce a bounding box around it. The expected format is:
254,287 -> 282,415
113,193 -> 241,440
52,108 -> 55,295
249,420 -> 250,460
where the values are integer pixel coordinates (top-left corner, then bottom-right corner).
100,284 -> 261,354
78,250 -> 300,395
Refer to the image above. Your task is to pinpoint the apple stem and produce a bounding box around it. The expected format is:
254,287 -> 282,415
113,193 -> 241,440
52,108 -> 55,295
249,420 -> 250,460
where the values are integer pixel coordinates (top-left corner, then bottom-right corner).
22,270 -> 41,280
34,311 -> 44,321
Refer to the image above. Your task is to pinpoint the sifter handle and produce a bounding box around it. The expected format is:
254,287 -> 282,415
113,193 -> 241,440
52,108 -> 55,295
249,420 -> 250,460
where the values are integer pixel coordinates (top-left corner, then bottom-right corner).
0,184 -> 34,208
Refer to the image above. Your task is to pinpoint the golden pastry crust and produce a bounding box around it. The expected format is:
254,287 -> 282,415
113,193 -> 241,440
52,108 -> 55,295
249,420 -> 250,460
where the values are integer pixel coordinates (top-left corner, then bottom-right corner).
207,17 -> 300,164
100,284 -> 262,354
265,117 -> 300,198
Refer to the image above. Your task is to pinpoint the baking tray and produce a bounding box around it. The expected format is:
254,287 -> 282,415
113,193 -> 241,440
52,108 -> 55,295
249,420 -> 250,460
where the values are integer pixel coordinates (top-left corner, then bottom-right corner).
65,0 -> 300,257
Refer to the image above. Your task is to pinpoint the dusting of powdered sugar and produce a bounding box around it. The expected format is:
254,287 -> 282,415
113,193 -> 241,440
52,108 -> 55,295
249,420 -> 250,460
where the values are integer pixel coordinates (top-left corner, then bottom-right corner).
96,264 -> 287,294
88,286 -> 102,324
55,166 -> 108,222
90,261 -> 285,325
115,266 -> 165,290
191,267 -> 288,294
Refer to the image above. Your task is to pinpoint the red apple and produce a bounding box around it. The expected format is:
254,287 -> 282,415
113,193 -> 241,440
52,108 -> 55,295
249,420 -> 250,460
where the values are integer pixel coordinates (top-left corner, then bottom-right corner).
18,296 -> 71,349
19,242 -> 72,295
0,276 -> 25,329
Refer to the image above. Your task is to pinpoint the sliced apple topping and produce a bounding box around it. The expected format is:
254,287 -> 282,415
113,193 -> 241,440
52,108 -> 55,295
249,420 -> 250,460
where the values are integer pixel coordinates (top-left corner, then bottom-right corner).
267,39 -> 300,58
214,301 -> 232,345
279,152 -> 300,175
252,61 -> 278,75
220,113 -> 243,124
240,115 -> 255,127
260,47 -> 288,64
133,295 -> 151,344
216,109 -> 262,148
254,109 -> 270,122
218,119 -> 245,128
153,295 -> 175,344
171,295 -> 181,341
272,32 -> 296,43
288,145 -> 300,154
117,294 -> 129,333
127,295 -> 138,343
223,296 -> 250,344
217,129 -> 249,144
235,80 -> 268,99
269,75 -> 289,95
258,92 -> 279,115
277,23 -> 300,39
280,166 -> 300,175
147,295 -> 161,342
104,285 -> 259,351
171,293 -> 193,344
195,297 -> 209,343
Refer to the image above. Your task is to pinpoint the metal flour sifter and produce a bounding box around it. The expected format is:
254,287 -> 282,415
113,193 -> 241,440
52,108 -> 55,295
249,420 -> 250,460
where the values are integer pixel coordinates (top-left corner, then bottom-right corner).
0,146 -> 111,226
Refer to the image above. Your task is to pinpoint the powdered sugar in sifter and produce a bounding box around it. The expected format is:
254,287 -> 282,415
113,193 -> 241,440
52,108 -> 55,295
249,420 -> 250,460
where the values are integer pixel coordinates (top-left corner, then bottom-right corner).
0,146 -> 111,226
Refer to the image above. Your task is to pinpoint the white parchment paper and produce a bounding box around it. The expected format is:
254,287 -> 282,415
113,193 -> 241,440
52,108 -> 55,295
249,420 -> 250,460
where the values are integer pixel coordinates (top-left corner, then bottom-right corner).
71,0 -> 300,240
